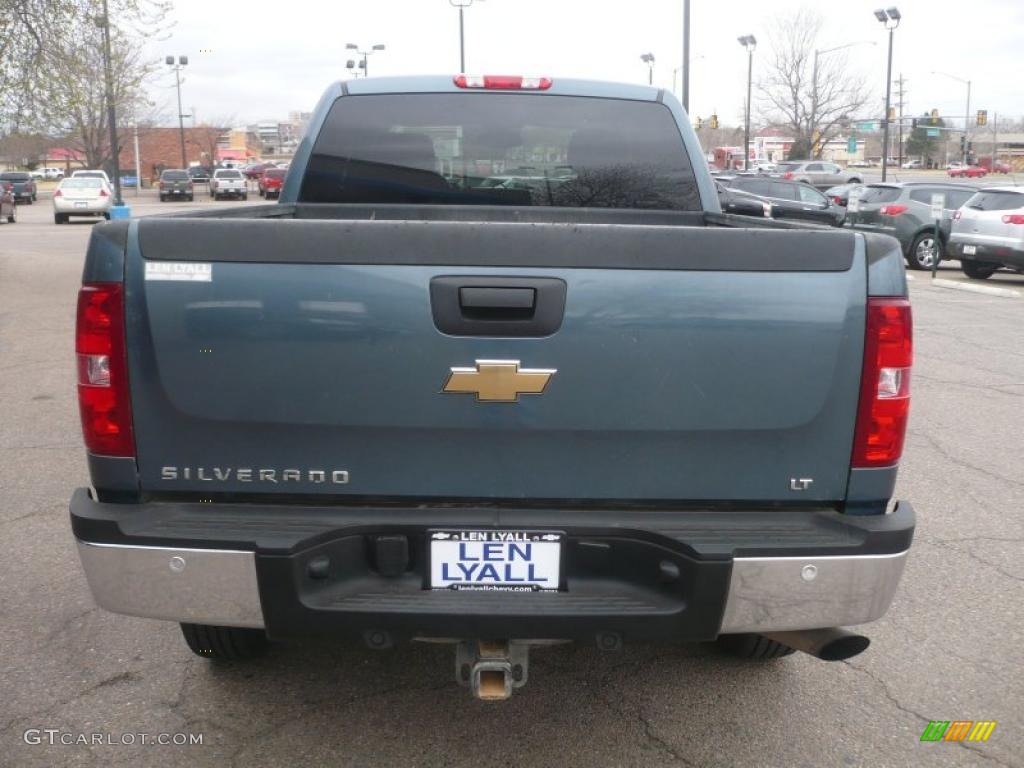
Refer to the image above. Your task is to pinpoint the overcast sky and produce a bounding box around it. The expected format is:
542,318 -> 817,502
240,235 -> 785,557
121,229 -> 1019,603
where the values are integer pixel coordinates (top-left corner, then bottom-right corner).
142,0 -> 1023,130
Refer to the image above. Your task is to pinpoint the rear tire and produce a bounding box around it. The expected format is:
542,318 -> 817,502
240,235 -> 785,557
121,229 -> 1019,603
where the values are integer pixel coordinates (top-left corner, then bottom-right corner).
908,232 -> 940,270
961,260 -> 998,280
7,212 -> 15,224
54,213 -> 66,224
848,177 -> 861,184
716,633 -> 798,660
180,623 -> 268,661
242,194 -> 248,201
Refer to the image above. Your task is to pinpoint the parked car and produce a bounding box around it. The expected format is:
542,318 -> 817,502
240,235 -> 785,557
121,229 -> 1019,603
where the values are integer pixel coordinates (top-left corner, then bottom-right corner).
982,161 -> 1012,174
187,166 -> 212,184
823,183 -> 866,208
948,165 -> 988,179
52,177 -> 112,223
258,167 -> 287,199
844,182 -> 977,270
30,167 -> 65,180
715,180 -> 772,218
158,169 -> 195,202
720,175 -> 843,226
72,169 -> 111,184
242,162 -> 277,180
209,168 -> 247,200
69,75 -> 915,696
0,171 -> 37,203
772,161 -> 863,189
949,186 -> 1024,279
1,182 -> 16,223
901,159 -> 923,169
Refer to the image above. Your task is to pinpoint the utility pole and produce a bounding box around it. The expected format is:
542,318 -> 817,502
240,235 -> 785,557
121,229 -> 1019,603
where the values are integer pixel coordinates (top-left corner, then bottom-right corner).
166,56 -> 189,169
893,73 -> 908,167
97,0 -> 123,206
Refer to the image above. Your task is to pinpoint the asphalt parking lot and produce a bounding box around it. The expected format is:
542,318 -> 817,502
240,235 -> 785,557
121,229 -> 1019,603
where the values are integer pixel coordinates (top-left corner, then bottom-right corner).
1,191 -> 1022,767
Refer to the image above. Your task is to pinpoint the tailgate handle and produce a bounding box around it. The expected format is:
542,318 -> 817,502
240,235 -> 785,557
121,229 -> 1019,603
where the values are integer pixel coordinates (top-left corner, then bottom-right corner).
431,277 -> 566,337
459,287 -> 536,315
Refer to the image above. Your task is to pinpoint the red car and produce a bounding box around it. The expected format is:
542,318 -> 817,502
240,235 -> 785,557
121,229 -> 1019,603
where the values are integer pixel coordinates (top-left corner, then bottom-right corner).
948,165 -> 988,178
986,161 -> 1012,174
257,167 -> 286,199
243,162 -> 278,181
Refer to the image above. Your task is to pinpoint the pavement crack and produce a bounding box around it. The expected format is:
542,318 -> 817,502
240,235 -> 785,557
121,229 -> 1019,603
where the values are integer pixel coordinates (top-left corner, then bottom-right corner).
918,539 -> 1024,583
841,661 -> 1017,768
908,430 -> 1024,490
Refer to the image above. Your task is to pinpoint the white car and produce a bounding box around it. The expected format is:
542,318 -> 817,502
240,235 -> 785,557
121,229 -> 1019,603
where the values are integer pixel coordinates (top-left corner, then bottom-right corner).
52,177 -> 113,224
71,169 -> 111,184
209,169 -> 248,200
901,159 -> 923,169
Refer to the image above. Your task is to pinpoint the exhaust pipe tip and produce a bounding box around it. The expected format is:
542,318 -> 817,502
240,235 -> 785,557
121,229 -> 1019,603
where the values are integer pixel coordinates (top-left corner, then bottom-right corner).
762,628 -> 871,662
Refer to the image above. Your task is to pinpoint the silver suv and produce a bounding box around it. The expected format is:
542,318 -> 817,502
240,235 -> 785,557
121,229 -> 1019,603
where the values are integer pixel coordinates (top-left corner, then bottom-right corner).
949,186 -> 1024,279
773,161 -> 863,190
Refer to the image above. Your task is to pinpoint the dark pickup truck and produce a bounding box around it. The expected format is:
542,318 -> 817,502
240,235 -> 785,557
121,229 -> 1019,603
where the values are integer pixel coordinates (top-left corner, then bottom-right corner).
71,75 -> 914,700
0,171 -> 37,204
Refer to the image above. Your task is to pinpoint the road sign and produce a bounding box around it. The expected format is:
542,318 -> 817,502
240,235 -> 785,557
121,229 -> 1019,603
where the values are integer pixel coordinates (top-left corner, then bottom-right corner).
857,121 -> 877,131
927,128 -> 940,137
847,136 -> 858,154
931,193 -> 945,221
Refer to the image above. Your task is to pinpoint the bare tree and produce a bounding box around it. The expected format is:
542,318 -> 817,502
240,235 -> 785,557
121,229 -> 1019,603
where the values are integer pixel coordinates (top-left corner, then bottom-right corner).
40,25 -> 156,171
1,0 -> 171,133
757,7 -> 874,159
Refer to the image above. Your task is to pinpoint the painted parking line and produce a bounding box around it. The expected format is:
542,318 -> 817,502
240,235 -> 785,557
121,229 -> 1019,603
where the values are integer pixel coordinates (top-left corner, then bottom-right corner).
928,278 -> 1021,298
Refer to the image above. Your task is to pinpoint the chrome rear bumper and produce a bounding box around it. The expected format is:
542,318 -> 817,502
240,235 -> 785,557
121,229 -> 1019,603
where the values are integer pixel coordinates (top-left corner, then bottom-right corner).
76,540 -> 908,634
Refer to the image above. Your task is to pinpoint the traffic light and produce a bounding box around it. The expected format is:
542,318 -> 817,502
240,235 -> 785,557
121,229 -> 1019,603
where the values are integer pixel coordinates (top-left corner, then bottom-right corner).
960,136 -> 967,152
695,116 -> 704,129
930,109 -> 939,125
911,118 -> 918,129
977,110 -> 988,126
709,113 -> 719,129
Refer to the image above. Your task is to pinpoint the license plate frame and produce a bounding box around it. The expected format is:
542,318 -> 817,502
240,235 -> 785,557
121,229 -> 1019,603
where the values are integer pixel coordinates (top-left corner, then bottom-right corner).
429,530 -> 563,592
73,201 -> 88,208
962,244 -> 977,255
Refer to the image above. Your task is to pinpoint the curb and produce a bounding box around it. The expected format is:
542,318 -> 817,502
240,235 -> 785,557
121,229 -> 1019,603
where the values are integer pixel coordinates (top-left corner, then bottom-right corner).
927,278 -> 1021,299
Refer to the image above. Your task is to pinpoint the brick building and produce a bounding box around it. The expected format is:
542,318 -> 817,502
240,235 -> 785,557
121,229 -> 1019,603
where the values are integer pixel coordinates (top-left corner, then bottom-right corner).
118,126 -> 230,181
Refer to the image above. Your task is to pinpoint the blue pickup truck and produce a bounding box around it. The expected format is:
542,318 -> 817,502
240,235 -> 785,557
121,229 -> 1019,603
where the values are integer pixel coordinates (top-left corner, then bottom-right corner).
70,75 -> 914,700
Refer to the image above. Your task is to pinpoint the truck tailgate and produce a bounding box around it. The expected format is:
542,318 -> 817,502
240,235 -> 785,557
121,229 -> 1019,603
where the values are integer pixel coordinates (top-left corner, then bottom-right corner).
127,217 -> 866,503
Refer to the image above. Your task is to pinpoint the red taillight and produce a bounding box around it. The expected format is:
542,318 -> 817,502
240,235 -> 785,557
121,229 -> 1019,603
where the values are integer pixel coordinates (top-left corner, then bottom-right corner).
783,172 -> 793,180
832,196 -> 843,206
852,298 -> 912,468
453,74 -> 552,90
53,189 -> 62,197
952,210 -> 961,220
880,204 -> 908,216
99,187 -> 109,197
76,283 -> 134,457
1001,214 -> 1024,225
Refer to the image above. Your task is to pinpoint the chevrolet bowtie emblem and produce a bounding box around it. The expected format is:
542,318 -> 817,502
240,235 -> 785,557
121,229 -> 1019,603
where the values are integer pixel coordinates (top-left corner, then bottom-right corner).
442,360 -> 556,402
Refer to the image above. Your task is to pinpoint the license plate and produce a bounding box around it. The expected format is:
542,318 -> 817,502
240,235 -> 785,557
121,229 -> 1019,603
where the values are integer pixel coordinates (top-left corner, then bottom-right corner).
74,201 -> 88,208
963,244 -> 977,255
430,530 -> 562,591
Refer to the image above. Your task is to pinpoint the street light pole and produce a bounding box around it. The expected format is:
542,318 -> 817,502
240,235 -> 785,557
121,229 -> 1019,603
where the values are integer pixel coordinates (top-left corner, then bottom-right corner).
874,8 -> 901,182
449,0 -> 482,71
165,56 -> 189,169
96,0 -> 123,206
737,36 -> 756,171
346,43 -> 386,78
682,0 -> 690,111
640,53 -> 655,85
809,41 -> 876,159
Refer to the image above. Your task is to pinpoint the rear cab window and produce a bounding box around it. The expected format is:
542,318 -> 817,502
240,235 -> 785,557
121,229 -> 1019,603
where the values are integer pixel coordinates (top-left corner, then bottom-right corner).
0,172 -> 30,181
964,190 -> 1024,211
299,93 -> 701,210
161,171 -> 190,181
215,170 -> 243,179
